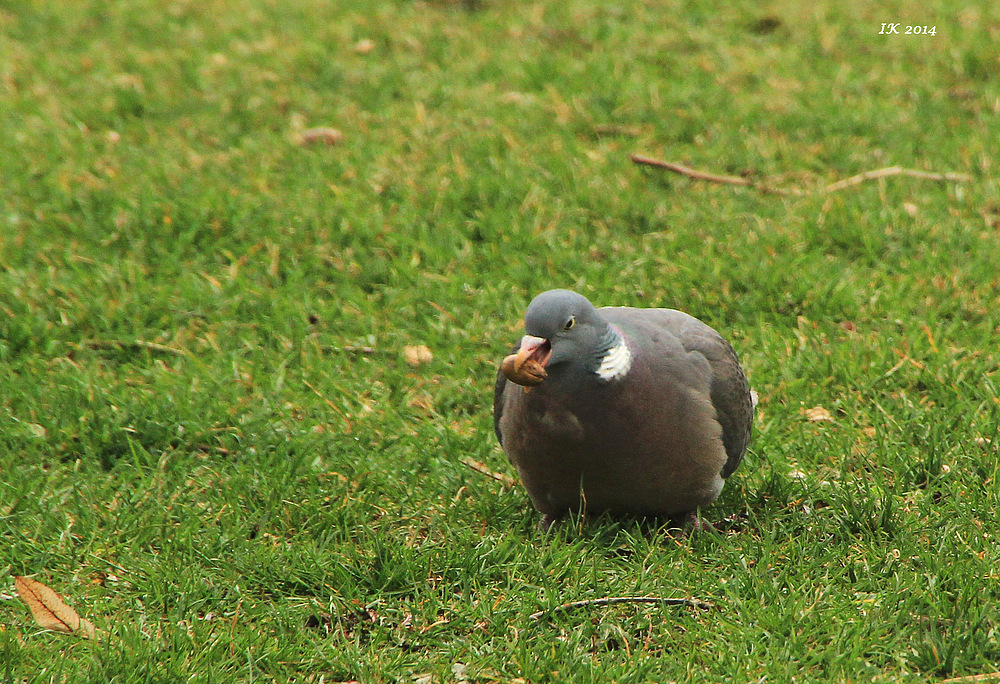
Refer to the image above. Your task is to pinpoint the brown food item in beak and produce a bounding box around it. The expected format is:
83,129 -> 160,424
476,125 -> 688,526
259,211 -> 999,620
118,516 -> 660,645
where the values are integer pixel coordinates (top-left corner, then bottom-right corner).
502,354 -> 547,387
501,335 -> 550,387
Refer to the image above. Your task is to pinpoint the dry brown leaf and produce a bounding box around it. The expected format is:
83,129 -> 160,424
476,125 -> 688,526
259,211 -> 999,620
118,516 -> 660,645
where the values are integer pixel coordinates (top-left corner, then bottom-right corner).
803,406 -> 834,422
26,422 -> 47,438
14,576 -> 97,639
296,127 -> 344,146
403,344 -> 433,366
448,419 -> 475,437
407,393 -> 435,412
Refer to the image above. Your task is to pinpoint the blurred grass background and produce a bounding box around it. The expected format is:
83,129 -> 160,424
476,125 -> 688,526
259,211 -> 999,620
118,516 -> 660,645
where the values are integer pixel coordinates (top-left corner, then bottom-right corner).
2,0 -> 999,681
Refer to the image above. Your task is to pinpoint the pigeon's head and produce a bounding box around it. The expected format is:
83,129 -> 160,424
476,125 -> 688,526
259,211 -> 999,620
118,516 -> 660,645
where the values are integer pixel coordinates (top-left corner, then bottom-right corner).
501,289 -> 609,387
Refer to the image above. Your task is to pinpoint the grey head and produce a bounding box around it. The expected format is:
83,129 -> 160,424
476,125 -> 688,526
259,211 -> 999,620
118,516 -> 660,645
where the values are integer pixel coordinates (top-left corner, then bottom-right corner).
500,289 -> 620,387
528,289 -> 605,365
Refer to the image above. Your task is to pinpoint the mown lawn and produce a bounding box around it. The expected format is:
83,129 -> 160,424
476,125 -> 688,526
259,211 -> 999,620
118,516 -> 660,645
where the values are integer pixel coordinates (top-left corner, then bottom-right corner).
2,0 -> 999,681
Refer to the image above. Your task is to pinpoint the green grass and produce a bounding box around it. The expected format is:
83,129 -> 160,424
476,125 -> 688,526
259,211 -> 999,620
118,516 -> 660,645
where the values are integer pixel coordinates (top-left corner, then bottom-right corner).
2,0 -> 1000,680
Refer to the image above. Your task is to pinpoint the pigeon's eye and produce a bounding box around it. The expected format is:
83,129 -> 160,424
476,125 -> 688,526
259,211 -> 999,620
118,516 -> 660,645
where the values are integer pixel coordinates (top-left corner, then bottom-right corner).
564,316 -> 576,331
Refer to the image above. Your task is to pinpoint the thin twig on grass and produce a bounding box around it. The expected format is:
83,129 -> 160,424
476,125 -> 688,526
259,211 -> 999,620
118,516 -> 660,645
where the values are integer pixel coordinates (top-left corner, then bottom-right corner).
936,673 -> 1000,684
459,457 -> 519,488
302,378 -> 344,414
529,596 -> 715,621
823,165 -> 973,192
630,153 -> 972,196
629,154 -> 800,196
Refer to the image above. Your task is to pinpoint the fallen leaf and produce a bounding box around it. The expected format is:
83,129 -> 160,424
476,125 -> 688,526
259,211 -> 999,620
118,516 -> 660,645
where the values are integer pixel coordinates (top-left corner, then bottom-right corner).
202,272 -> 222,292
448,419 -> 475,437
403,344 -> 433,366
296,127 -> 344,146
354,38 -> 375,54
803,406 -> 833,422
15,576 -> 97,639
407,393 -> 435,412
982,205 -> 1000,229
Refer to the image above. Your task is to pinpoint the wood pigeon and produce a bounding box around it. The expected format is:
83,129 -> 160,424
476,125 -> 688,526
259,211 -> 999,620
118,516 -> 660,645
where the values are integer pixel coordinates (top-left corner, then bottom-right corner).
493,289 -> 753,529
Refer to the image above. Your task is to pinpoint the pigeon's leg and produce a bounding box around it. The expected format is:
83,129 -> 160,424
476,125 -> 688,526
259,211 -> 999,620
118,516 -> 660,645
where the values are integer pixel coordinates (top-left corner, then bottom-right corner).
684,511 -> 716,534
539,514 -> 562,532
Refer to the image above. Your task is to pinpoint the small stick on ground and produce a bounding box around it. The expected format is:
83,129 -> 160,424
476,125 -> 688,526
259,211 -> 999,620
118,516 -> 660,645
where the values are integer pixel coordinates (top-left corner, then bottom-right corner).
631,154 -> 971,196
936,673 -> 1000,684
459,457 -> 519,488
630,154 -> 800,196
302,378 -> 345,415
823,165 -> 973,193
530,596 -> 715,621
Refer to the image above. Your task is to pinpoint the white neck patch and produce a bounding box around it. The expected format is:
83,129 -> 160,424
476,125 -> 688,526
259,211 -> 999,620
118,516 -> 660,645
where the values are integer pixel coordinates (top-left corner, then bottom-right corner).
596,336 -> 632,381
